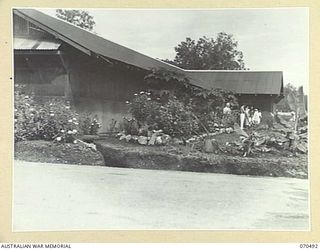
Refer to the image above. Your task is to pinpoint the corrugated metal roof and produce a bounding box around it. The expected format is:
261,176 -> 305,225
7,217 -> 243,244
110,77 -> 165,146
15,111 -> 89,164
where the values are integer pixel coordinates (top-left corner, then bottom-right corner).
184,71 -> 283,95
14,9 -> 180,72
14,37 -> 61,50
13,9 -> 283,95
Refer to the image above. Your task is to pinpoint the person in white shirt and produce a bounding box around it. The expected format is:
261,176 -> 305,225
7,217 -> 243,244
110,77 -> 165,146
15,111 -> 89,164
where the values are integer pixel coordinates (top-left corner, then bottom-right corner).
252,108 -> 262,125
240,105 -> 246,129
223,102 -> 231,116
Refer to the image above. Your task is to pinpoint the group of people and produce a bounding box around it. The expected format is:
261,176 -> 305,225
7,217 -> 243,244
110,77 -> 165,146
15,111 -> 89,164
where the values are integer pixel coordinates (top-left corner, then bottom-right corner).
240,105 -> 262,129
222,103 -> 262,130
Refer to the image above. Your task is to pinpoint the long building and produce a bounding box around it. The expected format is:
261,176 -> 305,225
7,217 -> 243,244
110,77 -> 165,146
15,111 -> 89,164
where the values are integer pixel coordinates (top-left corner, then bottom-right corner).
13,8 -> 284,131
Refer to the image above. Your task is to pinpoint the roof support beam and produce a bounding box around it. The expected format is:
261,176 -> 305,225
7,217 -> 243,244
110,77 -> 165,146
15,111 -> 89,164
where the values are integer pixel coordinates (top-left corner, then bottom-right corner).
14,10 -> 92,56
14,50 -> 60,55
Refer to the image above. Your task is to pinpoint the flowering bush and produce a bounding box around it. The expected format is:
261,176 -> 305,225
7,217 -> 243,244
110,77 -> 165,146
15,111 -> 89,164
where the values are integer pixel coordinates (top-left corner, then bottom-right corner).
14,84 -> 80,142
14,85 -> 36,142
79,113 -> 102,135
156,97 -> 199,138
127,92 -> 199,138
128,92 -> 161,126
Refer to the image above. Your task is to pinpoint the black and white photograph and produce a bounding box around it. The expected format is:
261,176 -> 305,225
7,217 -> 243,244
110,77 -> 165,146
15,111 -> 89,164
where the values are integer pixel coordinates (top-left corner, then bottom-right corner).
12,7 -> 309,231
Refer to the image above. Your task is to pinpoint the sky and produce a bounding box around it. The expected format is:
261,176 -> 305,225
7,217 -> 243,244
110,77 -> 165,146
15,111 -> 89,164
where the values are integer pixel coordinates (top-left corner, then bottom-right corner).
40,8 -> 309,92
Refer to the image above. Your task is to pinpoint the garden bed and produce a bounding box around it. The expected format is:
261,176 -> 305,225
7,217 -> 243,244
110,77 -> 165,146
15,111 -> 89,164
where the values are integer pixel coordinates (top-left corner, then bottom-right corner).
95,136 -> 308,179
14,140 -> 105,166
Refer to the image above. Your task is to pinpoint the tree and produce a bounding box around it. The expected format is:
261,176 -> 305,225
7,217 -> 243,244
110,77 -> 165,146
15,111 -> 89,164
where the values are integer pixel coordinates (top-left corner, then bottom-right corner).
275,83 -> 298,112
56,9 -> 95,31
166,32 -> 246,70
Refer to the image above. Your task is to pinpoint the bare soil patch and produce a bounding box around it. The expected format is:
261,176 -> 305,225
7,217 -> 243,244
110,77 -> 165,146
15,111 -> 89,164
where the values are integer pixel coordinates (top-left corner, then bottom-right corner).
14,140 -> 105,166
95,136 -> 307,179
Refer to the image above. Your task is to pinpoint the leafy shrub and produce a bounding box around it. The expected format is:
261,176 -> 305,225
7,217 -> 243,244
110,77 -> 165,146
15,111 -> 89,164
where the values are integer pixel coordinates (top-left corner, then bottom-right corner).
128,91 -> 160,126
144,68 -> 239,134
41,100 -> 80,142
14,85 -> 36,142
127,91 -> 199,138
126,88 -> 239,138
107,119 -> 118,132
14,84 -> 80,142
191,88 -> 238,125
154,97 -> 199,138
221,109 -> 240,127
121,117 -> 140,135
79,113 -> 102,135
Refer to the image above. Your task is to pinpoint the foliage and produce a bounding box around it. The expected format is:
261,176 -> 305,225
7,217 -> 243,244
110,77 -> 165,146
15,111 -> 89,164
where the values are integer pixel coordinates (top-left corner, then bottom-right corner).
145,68 -> 191,87
14,84 -> 79,143
79,113 -> 101,135
144,68 -> 196,103
192,88 -> 238,116
128,91 -> 160,127
144,68 -> 239,132
56,9 -> 95,31
156,97 -> 199,138
121,117 -> 140,135
275,83 -> 298,112
107,119 -> 119,133
14,84 -> 35,142
165,33 -> 246,70
127,91 -> 199,138
126,67 -> 240,138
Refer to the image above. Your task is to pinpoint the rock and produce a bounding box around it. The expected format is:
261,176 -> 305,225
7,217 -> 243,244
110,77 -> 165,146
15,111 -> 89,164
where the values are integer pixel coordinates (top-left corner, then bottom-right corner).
119,135 -> 126,141
161,134 -> 171,145
153,129 -> 163,133
225,127 -> 233,133
125,134 -> 132,142
131,135 -> 139,142
155,136 -> 163,145
148,133 -> 157,145
186,138 -> 196,143
297,143 -> 307,153
203,138 -> 214,153
220,128 -> 226,134
138,136 -> 148,145
116,133 -> 123,138
172,138 -> 183,145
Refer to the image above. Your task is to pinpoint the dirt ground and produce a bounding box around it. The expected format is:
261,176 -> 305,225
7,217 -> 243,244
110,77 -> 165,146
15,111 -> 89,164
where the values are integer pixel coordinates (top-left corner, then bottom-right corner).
14,140 -> 105,166
95,135 -> 308,179
14,129 -> 308,179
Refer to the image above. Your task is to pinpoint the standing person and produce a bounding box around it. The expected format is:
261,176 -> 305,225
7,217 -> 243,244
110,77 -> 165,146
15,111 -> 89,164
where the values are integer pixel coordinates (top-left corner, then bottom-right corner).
223,102 -> 232,116
240,105 -> 246,129
252,108 -> 262,125
249,106 -> 254,125
245,106 -> 251,127
258,110 -> 262,124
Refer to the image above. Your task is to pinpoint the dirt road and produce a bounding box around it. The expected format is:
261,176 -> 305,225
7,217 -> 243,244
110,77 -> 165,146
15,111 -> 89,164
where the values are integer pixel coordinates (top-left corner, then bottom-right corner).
13,161 -> 309,231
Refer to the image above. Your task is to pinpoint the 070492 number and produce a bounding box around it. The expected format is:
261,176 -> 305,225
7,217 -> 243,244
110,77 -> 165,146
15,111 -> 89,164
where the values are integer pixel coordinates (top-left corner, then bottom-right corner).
300,244 -> 319,248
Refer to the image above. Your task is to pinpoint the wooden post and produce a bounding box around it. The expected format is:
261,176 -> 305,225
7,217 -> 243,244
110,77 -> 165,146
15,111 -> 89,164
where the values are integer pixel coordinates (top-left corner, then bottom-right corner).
58,51 -> 73,102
